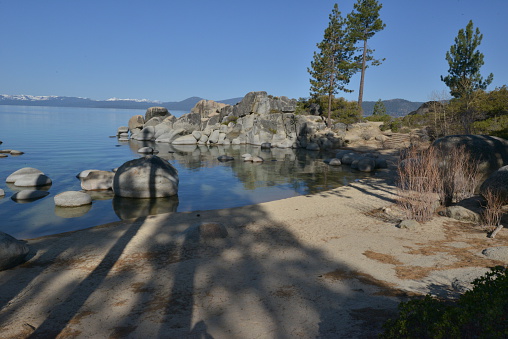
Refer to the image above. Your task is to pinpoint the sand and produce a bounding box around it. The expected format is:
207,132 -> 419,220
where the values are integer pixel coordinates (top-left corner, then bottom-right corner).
1,160 -> 507,338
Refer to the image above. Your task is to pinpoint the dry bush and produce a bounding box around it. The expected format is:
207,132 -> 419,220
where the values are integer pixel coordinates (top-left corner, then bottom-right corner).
397,146 -> 440,222
434,145 -> 482,206
482,188 -> 504,230
397,144 -> 482,222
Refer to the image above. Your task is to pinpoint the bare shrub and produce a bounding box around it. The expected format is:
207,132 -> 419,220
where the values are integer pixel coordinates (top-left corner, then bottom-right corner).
434,145 -> 482,206
482,188 -> 505,236
397,146 -> 440,222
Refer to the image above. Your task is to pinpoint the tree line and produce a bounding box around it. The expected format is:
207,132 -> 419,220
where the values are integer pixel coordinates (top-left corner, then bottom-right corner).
306,2 -> 506,139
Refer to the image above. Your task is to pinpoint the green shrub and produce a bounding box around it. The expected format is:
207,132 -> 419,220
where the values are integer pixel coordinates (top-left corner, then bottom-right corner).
381,266 -> 508,338
472,115 -> 508,139
365,114 -> 392,123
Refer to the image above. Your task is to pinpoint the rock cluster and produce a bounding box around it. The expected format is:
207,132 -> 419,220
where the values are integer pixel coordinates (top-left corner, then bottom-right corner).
327,150 -> 388,172
119,91 -> 347,151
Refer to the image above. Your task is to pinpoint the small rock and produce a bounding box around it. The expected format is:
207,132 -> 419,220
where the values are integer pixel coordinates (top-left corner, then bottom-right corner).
54,191 -> 92,207
76,169 -> 100,179
11,190 -> 49,201
0,189 -> 4,197
81,170 -> 115,190
306,142 -> 320,151
217,155 -> 234,162
251,156 -> 264,163
358,158 -> 376,172
138,147 -> 155,154
6,167 -> 44,183
0,231 -> 29,271
117,126 -> 129,135
328,158 -> 342,166
0,154 -> 6,158
241,153 -> 252,158
0,149 -> 11,153
397,219 -> 420,230
14,174 -> 52,187
438,206 -> 480,223
261,142 -> 272,149
10,150 -> 24,155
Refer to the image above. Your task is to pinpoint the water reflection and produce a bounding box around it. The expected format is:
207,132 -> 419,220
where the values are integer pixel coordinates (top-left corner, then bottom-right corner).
126,140 -> 372,196
113,195 -> 179,220
54,204 -> 92,218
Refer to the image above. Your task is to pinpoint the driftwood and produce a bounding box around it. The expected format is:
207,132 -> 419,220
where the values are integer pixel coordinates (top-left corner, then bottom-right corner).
489,224 -> 504,239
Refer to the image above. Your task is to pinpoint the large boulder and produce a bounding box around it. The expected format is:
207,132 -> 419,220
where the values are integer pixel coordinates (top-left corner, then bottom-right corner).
0,231 -> 29,270
132,126 -> 156,141
432,135 -> 508,179
80,171 -> 115,190
145,107 -> 169,121
54,191 -> 92,207
172,134 -> 198,145
128,115 -> 144,131
191,100 -> 228,119
479,165 -> 508,203
113,156 -> 179,198
172,112 -> 202,133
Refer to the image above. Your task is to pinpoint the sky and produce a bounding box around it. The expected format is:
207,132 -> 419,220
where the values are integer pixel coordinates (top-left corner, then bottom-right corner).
0,0 -> 507,103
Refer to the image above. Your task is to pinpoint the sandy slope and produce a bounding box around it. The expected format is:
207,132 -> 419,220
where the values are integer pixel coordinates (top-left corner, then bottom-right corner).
0,173 -> 507,338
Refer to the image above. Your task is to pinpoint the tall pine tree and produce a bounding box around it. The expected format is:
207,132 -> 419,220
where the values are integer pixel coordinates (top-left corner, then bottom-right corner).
347,0 -> 386,116
308,3 -> 356,127
441,20 -> 493,99
441,20 -> 493,132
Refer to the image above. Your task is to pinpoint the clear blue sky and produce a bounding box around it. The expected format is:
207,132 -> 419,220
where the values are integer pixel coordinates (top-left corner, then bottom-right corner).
0,0 -> 506,103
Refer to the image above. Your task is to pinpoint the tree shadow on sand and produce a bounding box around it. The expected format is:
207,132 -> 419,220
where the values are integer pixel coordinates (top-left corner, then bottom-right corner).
0,197 -> 421,338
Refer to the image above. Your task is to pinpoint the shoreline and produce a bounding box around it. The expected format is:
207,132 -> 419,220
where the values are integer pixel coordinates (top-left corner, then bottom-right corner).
1,163 -> 507,338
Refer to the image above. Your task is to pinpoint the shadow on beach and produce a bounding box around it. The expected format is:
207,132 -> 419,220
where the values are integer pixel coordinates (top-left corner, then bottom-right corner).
0,190 -> 407,338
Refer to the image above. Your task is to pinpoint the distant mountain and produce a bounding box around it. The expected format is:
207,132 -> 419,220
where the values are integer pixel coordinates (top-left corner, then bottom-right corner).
362,99 -> 424,117
0,94 -> 422,117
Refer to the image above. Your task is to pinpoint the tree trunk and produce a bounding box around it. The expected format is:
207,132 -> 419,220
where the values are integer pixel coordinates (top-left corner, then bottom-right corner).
327,55 -> 335,127
357,38 -> 368,117
489,224 -> 504,238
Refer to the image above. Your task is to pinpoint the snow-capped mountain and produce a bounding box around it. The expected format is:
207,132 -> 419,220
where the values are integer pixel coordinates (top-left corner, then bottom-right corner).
0,94 -> 199,111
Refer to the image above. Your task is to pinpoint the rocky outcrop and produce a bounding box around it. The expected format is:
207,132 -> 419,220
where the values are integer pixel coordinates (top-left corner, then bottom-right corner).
122,93 -> 346,151
113,156 -> 179,198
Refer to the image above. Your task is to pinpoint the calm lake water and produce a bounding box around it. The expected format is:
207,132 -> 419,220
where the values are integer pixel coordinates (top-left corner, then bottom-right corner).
0,105 -> 371,239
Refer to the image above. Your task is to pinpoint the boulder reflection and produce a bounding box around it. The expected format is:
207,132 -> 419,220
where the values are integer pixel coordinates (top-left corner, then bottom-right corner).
55,204 -> 92,218
113,195 -> 179,220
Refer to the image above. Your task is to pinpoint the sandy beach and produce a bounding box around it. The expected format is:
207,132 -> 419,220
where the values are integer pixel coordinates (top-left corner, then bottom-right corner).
1,160 -> 507,338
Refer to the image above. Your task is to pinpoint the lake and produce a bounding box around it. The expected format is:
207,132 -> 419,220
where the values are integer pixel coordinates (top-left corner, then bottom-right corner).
0,105 -> 371,239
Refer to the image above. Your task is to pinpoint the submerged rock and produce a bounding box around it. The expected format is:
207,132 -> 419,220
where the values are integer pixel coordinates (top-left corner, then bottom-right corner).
11,190 -> 49,202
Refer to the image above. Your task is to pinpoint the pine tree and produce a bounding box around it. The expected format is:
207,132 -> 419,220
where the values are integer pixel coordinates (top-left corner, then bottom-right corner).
441,20 -> 494,132
373,99 -> 386,115
308,4 -> 356,127
347,0 -> 386,116
441,20 -> 493,99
